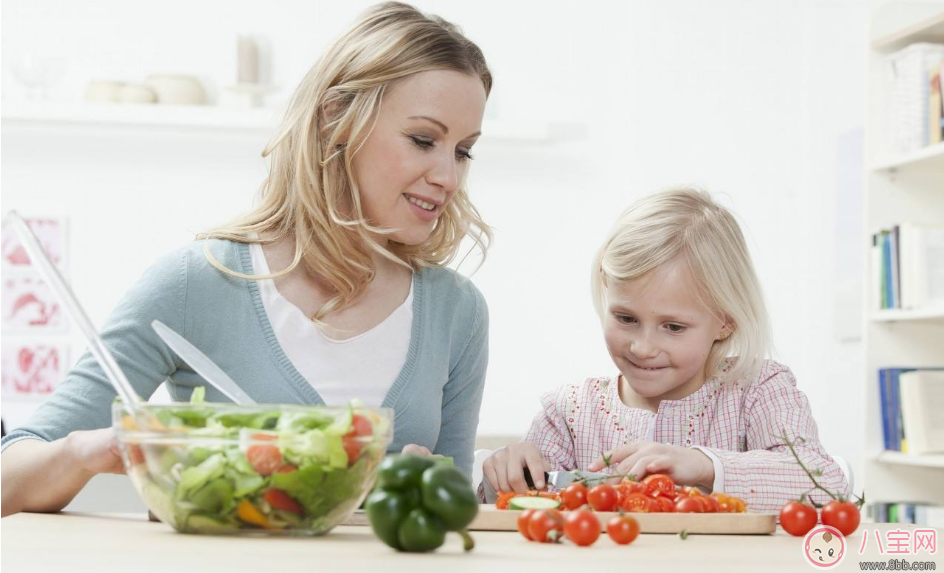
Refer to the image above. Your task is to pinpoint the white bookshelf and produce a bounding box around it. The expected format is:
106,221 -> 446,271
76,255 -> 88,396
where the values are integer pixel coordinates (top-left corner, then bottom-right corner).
862,2 -> 944,509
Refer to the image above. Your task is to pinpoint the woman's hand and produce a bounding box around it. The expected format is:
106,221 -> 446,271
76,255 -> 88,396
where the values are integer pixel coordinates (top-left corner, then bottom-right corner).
66,427 -> 126,475
482,442 -> 548,493
587,441 -> 714,488
401,444 -> 432,456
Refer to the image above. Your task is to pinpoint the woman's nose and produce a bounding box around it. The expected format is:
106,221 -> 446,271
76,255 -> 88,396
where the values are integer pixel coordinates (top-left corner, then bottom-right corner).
425,151 -> 459,192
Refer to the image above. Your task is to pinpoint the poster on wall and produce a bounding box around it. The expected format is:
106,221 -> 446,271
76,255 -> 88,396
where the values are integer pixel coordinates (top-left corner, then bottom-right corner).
1,342 -> 69,398
1,275 -> 65,332
1,217 -> 68,270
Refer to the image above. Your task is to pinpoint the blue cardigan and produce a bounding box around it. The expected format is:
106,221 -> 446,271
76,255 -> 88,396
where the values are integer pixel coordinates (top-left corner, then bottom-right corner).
0,240 -> 489,476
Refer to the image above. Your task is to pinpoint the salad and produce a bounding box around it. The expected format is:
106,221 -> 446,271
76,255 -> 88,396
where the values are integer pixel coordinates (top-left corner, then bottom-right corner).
114,389 -> 393,535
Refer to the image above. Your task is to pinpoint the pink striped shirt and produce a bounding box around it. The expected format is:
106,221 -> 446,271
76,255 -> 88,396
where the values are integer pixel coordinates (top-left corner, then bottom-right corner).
523,359 -> 849,514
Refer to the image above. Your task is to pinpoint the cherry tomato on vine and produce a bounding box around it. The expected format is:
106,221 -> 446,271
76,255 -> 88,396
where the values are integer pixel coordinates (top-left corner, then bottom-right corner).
606,514 -> 640,545
587,484 -> 618,512
821,500 -> 860,536
779,501 -> 818,537
529,509 -> 565,543
561,482 -> 589,510
564,508 -> 601,547
517,508 -> 537,540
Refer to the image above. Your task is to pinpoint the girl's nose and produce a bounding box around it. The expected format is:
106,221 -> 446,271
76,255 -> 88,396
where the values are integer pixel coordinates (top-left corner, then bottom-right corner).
630,335 -> 659,360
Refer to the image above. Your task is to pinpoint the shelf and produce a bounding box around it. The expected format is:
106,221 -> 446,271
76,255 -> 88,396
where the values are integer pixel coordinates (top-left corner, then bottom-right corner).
871,142 -> 944,172
0,101 -> 563,141
872,7 -> 944,51
875,451 -> 944,469
871,307 -> 944,323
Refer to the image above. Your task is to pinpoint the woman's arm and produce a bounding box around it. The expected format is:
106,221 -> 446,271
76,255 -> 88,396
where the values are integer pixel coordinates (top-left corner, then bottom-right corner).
1,247 -> 190,515
698,365 -> 850,513
1,429 -> 125,516
432,288 -> 489,477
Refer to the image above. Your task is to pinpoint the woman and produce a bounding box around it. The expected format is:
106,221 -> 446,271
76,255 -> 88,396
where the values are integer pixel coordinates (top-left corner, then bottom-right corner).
1,2 -> 492,516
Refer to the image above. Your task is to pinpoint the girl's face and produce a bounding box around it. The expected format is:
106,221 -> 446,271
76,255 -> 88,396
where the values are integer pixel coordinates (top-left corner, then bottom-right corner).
352,69 -> 487,246
603,256 -> 729,403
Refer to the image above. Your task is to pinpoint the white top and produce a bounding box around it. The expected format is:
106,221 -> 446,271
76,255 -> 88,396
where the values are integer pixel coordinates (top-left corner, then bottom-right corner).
249,242 -> 413,407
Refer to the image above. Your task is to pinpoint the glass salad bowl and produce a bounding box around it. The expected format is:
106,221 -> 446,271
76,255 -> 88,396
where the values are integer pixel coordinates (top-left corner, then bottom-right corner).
113,398 -> 393,536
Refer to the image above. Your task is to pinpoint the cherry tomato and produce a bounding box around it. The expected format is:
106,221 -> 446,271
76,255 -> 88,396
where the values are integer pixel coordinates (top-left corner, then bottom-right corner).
606,514 -> 640,545
246,444 -> 282,475
699,495 -> 720,513
529,509 -> 565,543
653,495 -> 676,512
675,496 -> 704,513
642,474 -> 676,496
517,508 -> 537,540
730,497 -> 747,513
780,501 -> 818,537
620,492 -> 654,513
275,464 -> 297,474
263,488 -> 304,516
821,500 -> 860,536
587,484 -> 618,512
561,483 -> 589,510
564,509 -> 601,547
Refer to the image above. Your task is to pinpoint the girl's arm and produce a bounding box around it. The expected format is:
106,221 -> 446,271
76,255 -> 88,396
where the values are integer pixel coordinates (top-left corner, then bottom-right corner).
699,365 -> 850,513
522,384 -> 579,472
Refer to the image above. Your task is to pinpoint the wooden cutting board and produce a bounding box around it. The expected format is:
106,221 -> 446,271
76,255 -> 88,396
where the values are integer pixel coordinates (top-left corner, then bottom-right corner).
342,505 -> 776,535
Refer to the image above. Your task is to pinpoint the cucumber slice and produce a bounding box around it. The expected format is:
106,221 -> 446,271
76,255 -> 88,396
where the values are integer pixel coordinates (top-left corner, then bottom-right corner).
509,496 -> 561,511
141,480 -> 178,528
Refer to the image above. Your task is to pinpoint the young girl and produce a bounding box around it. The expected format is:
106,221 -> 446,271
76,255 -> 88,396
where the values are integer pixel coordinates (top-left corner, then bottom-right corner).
482,187 -> 849,514
2,2 -> 491,516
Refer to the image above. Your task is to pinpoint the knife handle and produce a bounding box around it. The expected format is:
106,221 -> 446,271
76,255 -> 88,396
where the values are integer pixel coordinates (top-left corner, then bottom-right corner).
523,468 -> 550,490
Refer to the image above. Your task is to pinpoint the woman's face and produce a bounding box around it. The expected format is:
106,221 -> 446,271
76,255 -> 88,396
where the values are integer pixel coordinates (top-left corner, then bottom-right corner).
352,69 -> 487,246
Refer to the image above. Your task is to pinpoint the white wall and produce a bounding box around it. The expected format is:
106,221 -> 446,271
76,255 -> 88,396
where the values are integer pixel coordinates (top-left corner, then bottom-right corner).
2,0 -> 892,487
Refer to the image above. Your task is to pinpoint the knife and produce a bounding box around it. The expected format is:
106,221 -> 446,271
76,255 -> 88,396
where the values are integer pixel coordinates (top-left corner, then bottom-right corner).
151,320 -> 256,405
481,464 -> 611,503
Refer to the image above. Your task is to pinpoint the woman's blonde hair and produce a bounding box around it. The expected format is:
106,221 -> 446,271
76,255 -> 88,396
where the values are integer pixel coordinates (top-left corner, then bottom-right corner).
591,187 -> 772,383
198,2 -> 493,321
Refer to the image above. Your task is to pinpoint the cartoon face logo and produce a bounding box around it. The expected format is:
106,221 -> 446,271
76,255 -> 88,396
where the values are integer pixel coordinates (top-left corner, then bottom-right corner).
803,525 -> 846,569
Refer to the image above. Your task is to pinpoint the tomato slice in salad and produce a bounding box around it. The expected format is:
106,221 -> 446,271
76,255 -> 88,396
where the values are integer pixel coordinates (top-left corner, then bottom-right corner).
246,444 -> 282,475
264,488 -> 304,516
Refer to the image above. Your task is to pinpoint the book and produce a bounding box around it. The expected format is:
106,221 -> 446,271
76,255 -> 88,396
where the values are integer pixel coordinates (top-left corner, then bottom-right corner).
899,370 -> 944,455
930,61 -> 942,145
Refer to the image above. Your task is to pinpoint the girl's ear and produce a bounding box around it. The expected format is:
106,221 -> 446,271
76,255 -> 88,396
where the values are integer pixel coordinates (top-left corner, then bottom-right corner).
717,319 -> 735,341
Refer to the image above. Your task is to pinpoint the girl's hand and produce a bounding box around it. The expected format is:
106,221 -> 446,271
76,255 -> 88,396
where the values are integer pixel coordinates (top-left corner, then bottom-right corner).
587,441 -> 714,488
401,444 -> 432,456
482,442 -> 548,493
66,428 -> 126,475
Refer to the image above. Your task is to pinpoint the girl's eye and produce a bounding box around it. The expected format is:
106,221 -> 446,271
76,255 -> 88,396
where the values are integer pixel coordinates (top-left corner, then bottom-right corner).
615,314 -> 636,325
666,324 -> 686,333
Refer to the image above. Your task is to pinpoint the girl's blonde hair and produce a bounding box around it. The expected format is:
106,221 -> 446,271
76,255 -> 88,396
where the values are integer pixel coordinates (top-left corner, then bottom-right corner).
198,2 -> 493,321
591,187 -> 772,383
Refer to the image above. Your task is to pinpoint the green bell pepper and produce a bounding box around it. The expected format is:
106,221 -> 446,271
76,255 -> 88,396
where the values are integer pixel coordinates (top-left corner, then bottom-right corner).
365,454 -> 478,552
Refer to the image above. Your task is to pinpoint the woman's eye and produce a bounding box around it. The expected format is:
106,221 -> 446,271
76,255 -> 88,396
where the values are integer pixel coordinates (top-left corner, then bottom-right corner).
409,136 -> 434,149
666,324 -> 686,333
456,148 -> 474,161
